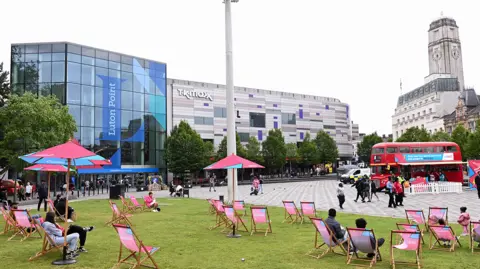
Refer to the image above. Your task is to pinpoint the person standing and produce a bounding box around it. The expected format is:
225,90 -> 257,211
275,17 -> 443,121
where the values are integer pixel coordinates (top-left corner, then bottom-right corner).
37,181 -> 48,212
386,177 -> 396,208
475,172 -> 480,199
337,183 -> 346,209
259,176 -> 264,194
25,182 -> 32,200
394,178 -> 404,206
209,175 -> 216,192
352,177 -> 365,203
362,176 -> 371,202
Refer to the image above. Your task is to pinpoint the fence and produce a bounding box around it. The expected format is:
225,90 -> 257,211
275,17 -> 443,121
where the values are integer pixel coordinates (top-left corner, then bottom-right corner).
406,182 -> 463,195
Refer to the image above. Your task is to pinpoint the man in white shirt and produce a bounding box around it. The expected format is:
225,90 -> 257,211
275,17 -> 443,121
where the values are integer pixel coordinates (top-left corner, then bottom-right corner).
175,185 -> 183,197
25,182 -> 32,200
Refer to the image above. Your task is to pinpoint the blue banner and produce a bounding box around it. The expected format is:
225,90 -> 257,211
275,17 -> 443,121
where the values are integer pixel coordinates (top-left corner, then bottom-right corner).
98,75 -> 125,141
404,153 -> 445,162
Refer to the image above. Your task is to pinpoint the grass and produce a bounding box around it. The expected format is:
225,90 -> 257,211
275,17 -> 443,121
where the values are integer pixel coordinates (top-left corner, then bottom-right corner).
0,198 -> 478,269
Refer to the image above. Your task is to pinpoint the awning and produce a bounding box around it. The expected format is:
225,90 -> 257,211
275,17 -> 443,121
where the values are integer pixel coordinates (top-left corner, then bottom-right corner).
77,167 -> 159,174
397,161 -> 465,166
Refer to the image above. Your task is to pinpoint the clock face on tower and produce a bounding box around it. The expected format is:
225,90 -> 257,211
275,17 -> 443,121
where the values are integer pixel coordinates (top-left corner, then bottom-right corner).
452,47 -> 460,59
432,50 -> 442,61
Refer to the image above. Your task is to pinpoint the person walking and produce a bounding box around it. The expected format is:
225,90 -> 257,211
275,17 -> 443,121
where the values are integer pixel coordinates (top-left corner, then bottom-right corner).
369,179 -> 379,201
337,183 -> 346,209
37,180 -> 48,212
25,182 -> 32,200
209,174 -> 216,192
259,176 -> 264,194
362,175 -> 371,202
475,172 -> 480,199
352,177 -> 365,203
386,177 -> 396,208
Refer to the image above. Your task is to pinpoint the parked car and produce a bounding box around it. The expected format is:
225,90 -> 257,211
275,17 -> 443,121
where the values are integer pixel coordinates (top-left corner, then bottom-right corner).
340,168 -> 371,184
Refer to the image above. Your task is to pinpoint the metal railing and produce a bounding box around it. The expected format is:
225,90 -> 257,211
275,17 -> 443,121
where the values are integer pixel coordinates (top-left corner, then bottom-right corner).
406,182 -> 463,195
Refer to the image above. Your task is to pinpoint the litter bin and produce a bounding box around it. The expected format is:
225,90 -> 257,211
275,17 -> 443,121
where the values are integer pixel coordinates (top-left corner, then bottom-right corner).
219,195 -> 224,203
109,185 -> 125,199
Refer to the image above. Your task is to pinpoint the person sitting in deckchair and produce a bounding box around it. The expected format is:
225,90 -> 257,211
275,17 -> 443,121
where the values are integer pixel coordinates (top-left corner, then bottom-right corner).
54,196 -> 76,222
42,212 -> 80,259
144,192 -> 160,212
437,219 -> 457,247
355,218 -> 385,258
9,203 -> 42,231
325,208 -> 347,242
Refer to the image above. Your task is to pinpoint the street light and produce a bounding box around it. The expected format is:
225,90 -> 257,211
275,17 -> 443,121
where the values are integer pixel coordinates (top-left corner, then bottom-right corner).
224,0 -> 238,204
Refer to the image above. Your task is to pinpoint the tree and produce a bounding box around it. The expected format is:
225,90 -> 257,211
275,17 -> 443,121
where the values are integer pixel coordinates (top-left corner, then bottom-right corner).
357,132 -> 383,163
431,131 -> 451,142
165,121 -> 206,175
0,93 -> 77,175
464,120 -> 480,160
298,133 -> 318,166
216,132 -> 246,160
451,124 -> 469,160
261,129 -> 286,170
285,142 -> 298,172
202,140 -> 215,168
313,131 -> 339,164
396,127 -> 431,142
245,136 -> 263,164
0,63 -> 9,107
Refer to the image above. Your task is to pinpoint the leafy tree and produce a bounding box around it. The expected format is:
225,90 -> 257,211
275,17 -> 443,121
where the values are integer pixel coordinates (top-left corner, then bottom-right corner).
298,133 -> 318,166
216,132 -> 246,160
262,129 -> 286,170
0,93 -> 77,175
357,132 -> 383,163
245,136 -> 263,164
165,121 -> 206,175
431,131 -> 451,142
202,141 -> 215,168
451,124 -> 469,160
0,62 -> 9,107
313,131 -> 339,164
464,120 -> 480,160
396,127 -> 431,142
285,142 -> 298,171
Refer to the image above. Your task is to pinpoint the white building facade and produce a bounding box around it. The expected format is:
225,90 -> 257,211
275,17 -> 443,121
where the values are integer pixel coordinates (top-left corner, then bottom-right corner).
392,16 -> 465,140
167,78 -> 355,160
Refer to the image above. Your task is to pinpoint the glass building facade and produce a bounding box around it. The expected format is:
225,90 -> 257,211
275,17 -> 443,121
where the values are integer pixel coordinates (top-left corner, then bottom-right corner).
10,42 -> 167,178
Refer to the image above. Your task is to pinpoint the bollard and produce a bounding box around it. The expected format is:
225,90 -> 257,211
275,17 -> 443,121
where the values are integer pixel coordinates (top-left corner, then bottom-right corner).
219,195 -> 224,203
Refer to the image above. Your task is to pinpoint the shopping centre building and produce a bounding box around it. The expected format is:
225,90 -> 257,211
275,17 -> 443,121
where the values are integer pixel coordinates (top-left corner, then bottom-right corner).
9,42 -> 355,180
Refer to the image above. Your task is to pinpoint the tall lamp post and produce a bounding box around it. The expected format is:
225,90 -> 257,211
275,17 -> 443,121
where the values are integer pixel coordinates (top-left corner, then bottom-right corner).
224,0 -> 238,203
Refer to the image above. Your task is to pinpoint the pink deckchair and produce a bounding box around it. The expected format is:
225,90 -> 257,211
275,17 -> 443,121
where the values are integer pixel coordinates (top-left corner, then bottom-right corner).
8,209 -> 42,241
223,205 -> 248,233
306,217 -> 347,259
47,199 -> 66,222
112,224 -> 160,269
390,230 -> 422,269
282,200 -> 300,224
233,200 -> 247,216
207,199 -> 216,214
300,201 -> 317,224
130,196 -> 148,212
346,228 -> 382,267
250,206 -> 272,236
209,200 -> 228,230
429,225 -> 461,252
405,209 -> 427,233
396,223 -> 425,244
0,208 -> 16,235
470,221 -> 480,253
428,207 -> 448,227
106,201 -> 133,226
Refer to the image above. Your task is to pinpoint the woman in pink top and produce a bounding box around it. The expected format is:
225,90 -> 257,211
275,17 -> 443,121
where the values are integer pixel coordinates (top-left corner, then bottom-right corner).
250,178 -> 260,196
457,206 -> 470,236
144,192 -> 160,212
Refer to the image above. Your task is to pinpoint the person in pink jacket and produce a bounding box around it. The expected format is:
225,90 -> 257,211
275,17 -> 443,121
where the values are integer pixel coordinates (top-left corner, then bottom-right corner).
144,192 -> 160,212
250,178 -> 260,195
457,206 -> 470,236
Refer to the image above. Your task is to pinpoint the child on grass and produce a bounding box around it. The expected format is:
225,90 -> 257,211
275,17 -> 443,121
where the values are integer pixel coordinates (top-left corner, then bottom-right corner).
457,206 -> 470,236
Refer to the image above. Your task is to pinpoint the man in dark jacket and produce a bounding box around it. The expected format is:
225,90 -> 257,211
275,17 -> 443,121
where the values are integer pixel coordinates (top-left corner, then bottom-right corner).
352,178 -> 365,203
475,172 -> 480,199
325,208 -> 346,242
37,181 -> 48,211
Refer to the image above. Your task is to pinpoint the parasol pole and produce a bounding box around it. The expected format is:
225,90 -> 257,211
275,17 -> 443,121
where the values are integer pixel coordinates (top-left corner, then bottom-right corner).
227,168 -> 240,238
47,171 -> 51,200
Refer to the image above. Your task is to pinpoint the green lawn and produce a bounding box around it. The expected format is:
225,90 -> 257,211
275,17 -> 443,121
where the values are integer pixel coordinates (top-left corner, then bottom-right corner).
0,198 -> 478,269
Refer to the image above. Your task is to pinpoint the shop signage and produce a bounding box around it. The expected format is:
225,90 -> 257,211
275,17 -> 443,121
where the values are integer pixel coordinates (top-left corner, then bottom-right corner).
177,89 -> 213,101
403,153 -> 454,162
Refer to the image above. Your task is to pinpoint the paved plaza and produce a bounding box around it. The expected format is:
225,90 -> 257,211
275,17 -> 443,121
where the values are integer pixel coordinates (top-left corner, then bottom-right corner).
22,180 -> 479,221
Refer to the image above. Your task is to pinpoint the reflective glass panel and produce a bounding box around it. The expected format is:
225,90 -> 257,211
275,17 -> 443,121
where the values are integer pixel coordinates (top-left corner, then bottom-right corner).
67,62 -> 81,84
81,85 -> 94,106
52,62 -> 65,82
81,106 -> 94,127
66,83 -> 81,104
81,64 -> 95,86
38,62 -> 52,83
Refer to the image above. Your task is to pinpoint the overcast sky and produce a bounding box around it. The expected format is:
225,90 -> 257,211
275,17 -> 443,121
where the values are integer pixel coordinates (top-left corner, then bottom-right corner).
2,0 -> 480,135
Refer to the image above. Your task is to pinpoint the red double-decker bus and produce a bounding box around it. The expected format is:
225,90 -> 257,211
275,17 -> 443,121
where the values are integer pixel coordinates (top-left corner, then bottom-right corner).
370,142 -> 464,189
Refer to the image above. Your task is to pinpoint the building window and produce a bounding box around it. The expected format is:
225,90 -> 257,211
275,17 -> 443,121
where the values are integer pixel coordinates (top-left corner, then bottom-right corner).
324,125 -> 336,130
214,107 -> 227,118
423,110 -> 426,115
281,113 -> 296,125
249,112 -> 266,127
429,108 -> 432,113
238,132 -> 249,142
397,119 -> 400,123
194,116 -> 214,125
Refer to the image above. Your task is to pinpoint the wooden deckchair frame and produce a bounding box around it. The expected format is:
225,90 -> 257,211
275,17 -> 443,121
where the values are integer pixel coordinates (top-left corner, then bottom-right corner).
223,205 -> 249,233
282,200 -> 301,224
250,206 -> 272,236
8,209 -> 42,242
470,221 -> 480,253
396,223 -> 425,244
129,196 -> 149,213
300,201 -> 317,224
119,195 -> 135,214
209,200 -> 229,231
390,230 -> 422,269
346,228 -> 382,267
429,225 -> 461,252
29,222 -> 63,261
0,208 -> 16,235
405,209 -> 427,233
207,199 -> 216,215
233,200 -> 247,216
427,207 -> 448,230
306,217 -> 347,259
106,201 -> 133,227
112,224 -> 160,269
47,199 -> 67,222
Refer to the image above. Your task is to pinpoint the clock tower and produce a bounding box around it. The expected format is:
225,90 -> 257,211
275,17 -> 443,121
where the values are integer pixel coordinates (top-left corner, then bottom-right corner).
428,16 -> 465,90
